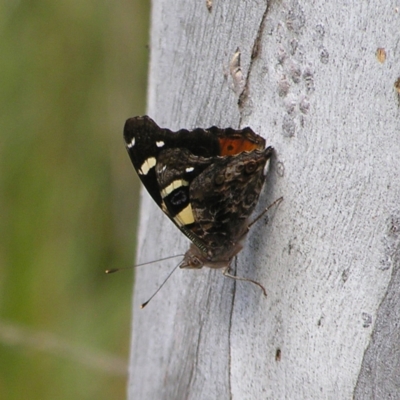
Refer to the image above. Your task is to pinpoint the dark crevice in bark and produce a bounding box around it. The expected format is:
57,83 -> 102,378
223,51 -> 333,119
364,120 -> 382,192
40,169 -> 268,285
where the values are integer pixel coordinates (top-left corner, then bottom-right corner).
227,259 -> 238,400
353,213 -> 400,399
238,1 -> 271,123
188,321 -> 204,393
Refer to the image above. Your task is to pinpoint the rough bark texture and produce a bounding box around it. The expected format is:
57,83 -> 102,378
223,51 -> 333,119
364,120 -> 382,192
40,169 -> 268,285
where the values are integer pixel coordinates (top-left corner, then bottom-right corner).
129,1 -> 400,399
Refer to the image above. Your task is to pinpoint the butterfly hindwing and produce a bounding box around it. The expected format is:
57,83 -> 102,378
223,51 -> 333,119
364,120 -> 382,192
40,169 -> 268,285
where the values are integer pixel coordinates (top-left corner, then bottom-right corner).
188,147 -> 273,260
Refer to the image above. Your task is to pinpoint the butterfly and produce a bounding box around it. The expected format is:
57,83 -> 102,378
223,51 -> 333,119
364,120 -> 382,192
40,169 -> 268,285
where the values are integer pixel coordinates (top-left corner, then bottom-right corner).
123,116 -> 280,298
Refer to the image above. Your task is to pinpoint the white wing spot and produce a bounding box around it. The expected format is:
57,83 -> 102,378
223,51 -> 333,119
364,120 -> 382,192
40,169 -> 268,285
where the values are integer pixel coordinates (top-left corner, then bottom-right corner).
186,167 -> 194,173
127,137 -> 135,148
156,141 -> 165,147
138,157 -> 156,175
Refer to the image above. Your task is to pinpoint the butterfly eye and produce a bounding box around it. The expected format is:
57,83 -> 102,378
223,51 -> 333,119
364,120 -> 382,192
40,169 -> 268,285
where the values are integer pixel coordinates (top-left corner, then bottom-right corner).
191,257 -> 202,268
245,160 -> 257,174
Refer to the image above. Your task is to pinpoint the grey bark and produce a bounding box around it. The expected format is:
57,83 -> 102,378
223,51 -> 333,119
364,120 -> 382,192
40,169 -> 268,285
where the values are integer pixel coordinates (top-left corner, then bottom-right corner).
128,1 -> 400,399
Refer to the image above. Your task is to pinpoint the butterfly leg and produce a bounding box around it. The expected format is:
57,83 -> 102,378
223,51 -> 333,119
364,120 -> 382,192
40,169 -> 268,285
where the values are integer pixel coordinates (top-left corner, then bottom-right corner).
222,265 -> 267,297
247,196 -> 283,230
223,197 -> 282,295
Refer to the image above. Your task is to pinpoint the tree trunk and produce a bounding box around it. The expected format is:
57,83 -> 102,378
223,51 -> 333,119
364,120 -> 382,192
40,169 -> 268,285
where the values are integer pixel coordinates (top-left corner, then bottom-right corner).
128,1 -> 400,398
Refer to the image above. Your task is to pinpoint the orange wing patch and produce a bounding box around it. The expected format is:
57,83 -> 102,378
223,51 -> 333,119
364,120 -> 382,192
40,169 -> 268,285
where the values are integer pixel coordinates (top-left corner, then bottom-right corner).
218,137 -> 264,156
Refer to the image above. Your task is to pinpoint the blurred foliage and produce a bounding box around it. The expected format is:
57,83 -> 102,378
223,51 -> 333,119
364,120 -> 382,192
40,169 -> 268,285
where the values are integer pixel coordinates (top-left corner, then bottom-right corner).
0,0 -> 149,398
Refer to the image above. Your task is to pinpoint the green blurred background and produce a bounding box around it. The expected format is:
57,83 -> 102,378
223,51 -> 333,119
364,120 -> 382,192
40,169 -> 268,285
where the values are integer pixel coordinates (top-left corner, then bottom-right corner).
0,0 -> 149,398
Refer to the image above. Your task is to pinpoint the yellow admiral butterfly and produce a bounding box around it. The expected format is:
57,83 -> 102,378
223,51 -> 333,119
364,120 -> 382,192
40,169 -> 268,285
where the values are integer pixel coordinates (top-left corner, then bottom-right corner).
124,116 -> 280,301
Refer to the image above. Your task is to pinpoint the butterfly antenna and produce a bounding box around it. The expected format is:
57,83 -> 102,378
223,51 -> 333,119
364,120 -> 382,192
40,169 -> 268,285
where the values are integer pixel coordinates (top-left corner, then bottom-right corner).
141,262 -> 181,309
105,254 -> 184,274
